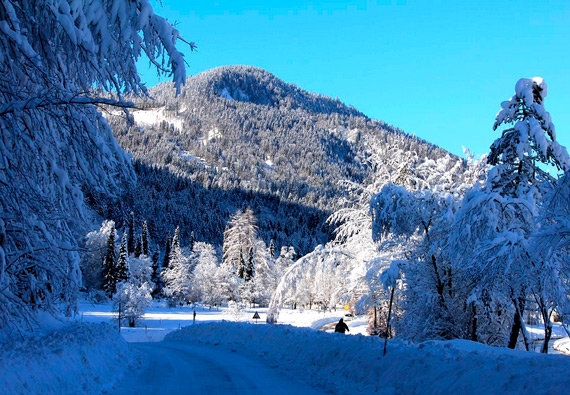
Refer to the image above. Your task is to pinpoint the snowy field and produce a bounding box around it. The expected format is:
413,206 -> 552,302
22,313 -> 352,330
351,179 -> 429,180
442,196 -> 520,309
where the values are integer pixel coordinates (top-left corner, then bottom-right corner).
76,300 -> 366,342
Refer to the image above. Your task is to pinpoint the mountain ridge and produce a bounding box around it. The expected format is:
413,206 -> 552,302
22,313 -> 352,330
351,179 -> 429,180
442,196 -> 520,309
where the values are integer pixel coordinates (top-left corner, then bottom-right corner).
103,65 -> 465,255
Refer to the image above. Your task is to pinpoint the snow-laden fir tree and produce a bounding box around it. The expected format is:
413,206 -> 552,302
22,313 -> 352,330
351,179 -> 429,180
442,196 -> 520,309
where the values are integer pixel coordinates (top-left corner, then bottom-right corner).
102,224 -> 117,297
128,212 -> 136,256
115,233 -> 130,288
163,235 -> 172,270
452,78 -> 570,350
142,221 -> 150,257
134,238 -> 142,259
223,208 -> 259,279
0,0 -> 190,331
162,226 -> 192,304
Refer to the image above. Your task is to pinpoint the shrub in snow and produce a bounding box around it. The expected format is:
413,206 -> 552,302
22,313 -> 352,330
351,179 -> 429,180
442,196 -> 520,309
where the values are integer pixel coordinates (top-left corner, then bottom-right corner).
87,290 -> 109,305
226,301 -> 247,322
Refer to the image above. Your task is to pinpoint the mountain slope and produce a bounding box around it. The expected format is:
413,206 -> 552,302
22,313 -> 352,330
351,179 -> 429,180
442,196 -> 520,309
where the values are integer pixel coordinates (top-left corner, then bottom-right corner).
104,66 -> 465,254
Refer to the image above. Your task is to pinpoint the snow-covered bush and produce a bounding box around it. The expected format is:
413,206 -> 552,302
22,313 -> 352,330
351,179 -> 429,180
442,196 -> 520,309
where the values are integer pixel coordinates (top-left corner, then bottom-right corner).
226,301 -> 247,322
113,282 -> 152,328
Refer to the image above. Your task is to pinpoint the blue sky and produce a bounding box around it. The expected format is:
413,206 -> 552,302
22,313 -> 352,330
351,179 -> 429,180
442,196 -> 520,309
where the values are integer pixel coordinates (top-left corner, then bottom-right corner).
140,1 -> 570,158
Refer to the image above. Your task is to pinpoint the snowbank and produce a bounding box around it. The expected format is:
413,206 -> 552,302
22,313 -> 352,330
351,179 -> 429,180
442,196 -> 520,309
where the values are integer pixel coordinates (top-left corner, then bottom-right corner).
167,322 -> 570,394
0,323 -> 135,394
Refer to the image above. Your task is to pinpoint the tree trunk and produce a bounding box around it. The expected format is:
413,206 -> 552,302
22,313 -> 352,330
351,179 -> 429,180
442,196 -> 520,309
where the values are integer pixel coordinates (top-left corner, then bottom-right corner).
470,303 -> 478,342
374,306 -> 377,328
542,319 -> 552,354
508,297 -> 529,350
507,311 -> 521,349
383,286 -> 396,357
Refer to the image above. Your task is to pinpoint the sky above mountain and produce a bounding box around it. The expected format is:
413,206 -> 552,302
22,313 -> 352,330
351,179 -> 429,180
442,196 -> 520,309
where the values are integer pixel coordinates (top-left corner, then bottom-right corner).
139,0 -> 570,159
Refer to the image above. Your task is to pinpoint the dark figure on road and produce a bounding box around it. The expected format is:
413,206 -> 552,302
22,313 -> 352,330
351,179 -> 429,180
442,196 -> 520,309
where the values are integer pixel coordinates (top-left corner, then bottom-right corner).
334,318 -> 350,334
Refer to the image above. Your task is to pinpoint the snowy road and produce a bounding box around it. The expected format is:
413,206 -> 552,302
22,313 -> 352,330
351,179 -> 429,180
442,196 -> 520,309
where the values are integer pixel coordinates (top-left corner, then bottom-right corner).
109,341 -> 322,395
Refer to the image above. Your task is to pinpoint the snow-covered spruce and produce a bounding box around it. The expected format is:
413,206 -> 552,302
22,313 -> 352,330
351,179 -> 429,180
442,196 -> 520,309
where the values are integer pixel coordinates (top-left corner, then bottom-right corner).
452,77 -> 570,351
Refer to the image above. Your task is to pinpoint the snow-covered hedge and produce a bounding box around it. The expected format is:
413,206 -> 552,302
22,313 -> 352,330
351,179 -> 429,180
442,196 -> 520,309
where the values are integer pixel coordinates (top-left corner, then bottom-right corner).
0,323 -> 134,394
167,322 -> 570,394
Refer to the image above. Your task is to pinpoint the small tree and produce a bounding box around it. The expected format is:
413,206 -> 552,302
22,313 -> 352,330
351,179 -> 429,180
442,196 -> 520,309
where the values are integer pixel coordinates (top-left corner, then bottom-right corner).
113,282 -> 152,327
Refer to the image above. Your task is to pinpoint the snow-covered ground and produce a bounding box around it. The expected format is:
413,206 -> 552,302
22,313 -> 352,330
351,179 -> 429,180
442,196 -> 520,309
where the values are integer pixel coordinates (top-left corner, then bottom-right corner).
77,300 -> 356,342
0,320 -> 133,395
167,322 -> 570,394
3,301 -> 570,394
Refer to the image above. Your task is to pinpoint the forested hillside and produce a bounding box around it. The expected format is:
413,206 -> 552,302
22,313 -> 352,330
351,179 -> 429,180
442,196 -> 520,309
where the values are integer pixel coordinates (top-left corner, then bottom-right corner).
104,66 -> 464,254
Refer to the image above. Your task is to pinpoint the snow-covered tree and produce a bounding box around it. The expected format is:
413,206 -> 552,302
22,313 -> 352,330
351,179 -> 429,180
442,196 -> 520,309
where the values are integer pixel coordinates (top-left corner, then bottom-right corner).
102,225 -> 117,297
223,208 -> 258,279
267,246 -> 355,323
128,255 -> 153,288
113,281 -> 152,328
162,235 -> 172,270
82,220 -> 116,291
114,233 -> 130,289
162,227 -> 192,304
215,262 -> 241,303
191,242 -> 221,305
0,0 -> 191,330
142,221 -> 150,257
128,212 -> 136,256
452,78 -> 570,350
151,248 -> 163,298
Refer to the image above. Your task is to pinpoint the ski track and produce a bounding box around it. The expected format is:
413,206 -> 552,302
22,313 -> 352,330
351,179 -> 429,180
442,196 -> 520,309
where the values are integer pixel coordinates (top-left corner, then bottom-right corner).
108,341 -> 322,395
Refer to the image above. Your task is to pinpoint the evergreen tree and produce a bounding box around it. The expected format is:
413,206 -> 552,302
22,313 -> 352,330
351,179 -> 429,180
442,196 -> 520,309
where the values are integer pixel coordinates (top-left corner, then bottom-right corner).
189,231 -> 196,252
452,78 -> 570,350
172,226 -> 181,253
162,226 -> 192,304
163,235 -> 172,270
151,248 -> 163,298
245,248 -> 255,282
128,211 -> 135,255
223,208 -> 258,277
142,220 -> 150,256
237,251 -> 245,280
116,233 -> 130,285
103,223 -> 117,297
135,237 -> 142,258
269,239 -> 276,259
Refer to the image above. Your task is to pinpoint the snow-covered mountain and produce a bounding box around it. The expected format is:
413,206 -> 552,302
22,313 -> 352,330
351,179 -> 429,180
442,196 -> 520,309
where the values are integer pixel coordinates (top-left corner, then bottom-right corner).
104,66 -> 465,254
